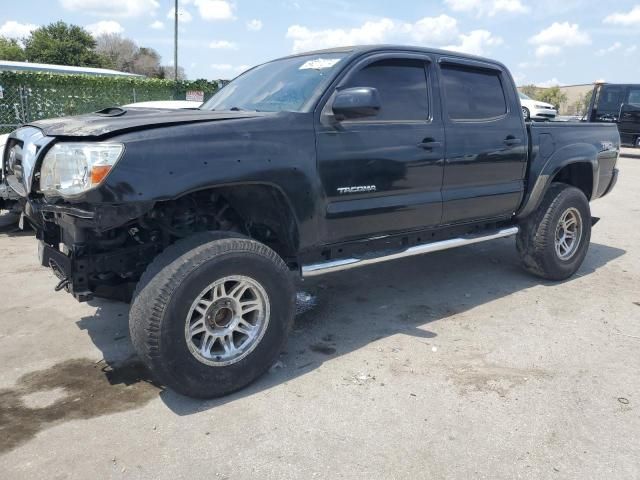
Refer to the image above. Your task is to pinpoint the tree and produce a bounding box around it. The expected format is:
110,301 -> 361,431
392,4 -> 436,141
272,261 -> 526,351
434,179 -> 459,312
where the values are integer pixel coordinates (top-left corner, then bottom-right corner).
520,84 -> 541,99
580,90 -> 593,114
131,47 -> 162,77
0,37 -> 26,61
158,65 -> 187,80
95,33 -> 138,71
23,21 -> 107,67
537,86 -> 568,111
94,34 -> 172,77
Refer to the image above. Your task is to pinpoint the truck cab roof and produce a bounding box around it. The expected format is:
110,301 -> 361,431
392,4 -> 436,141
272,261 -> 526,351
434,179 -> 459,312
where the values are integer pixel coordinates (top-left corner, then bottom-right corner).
276,44 -> 509,71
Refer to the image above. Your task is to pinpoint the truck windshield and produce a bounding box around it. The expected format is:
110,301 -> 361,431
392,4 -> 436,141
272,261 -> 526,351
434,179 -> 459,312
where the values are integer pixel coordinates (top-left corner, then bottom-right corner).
201,53 -> 349,113
596,85 -> 626,117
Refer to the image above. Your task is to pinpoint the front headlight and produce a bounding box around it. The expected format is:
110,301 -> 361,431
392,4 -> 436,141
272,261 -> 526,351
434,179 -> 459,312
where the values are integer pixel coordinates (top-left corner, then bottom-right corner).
39,143 -> 124,196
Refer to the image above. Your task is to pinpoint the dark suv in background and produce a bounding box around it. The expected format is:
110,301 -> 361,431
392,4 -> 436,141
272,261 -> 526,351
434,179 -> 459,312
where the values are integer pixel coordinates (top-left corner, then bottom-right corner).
587,83 -> 640,147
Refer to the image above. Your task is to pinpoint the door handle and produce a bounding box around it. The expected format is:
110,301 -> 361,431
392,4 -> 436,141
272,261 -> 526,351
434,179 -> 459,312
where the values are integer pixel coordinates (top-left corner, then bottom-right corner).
418,140 -> 442,150
504,136 -> 522,146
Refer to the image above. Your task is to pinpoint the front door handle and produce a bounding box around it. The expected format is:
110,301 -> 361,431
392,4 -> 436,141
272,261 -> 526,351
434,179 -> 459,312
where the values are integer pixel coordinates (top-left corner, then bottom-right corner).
504,136 -> 522,146
418,140 -> 443,150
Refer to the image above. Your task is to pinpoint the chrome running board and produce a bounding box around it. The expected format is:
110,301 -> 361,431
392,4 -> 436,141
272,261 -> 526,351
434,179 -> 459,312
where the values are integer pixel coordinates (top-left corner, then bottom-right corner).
302,226 -> 519,278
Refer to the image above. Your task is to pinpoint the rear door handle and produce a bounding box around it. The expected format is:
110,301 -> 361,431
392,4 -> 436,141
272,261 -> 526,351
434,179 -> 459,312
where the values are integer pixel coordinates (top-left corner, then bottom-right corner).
504,137 -> 522,146
418,140 -> 443,150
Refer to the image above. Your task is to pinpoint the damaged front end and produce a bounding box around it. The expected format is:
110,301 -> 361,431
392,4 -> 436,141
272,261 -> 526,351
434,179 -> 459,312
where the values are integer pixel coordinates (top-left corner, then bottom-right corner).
32,200 -> 159,301
30,190 -> 237,302
6,124 -> 238,303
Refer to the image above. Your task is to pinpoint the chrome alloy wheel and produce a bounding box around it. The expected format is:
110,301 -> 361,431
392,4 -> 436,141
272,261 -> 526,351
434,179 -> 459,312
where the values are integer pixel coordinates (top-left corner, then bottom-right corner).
554,207 -> 583,261
185,275 -> 270,366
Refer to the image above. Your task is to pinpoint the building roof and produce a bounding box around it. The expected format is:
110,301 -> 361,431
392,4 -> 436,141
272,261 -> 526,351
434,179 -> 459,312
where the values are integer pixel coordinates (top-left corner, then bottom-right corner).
0,60 -> 143,77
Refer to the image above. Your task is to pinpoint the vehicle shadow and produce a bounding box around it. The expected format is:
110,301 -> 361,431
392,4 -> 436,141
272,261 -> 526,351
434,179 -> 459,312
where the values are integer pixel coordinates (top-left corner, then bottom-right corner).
75,239 -> 625,414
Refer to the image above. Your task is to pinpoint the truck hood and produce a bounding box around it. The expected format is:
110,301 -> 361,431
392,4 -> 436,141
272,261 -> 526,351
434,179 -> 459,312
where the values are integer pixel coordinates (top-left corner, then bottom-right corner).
27,107 -> 267,138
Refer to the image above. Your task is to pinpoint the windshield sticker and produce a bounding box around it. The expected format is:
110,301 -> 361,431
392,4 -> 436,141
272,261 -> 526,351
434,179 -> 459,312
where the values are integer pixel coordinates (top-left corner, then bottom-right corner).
299,58 -> 341,70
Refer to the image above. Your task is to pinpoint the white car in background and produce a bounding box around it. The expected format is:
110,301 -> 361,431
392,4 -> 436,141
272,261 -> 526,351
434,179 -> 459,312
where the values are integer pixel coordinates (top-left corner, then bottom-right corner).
518,92 -> 557,121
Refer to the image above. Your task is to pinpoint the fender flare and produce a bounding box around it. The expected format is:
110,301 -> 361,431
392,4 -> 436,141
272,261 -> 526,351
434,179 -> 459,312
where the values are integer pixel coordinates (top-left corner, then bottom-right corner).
516,142 -> 599,219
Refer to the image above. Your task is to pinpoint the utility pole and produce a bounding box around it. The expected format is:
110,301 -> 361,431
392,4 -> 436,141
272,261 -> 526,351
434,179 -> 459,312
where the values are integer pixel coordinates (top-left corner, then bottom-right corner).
174,0 -> 178,82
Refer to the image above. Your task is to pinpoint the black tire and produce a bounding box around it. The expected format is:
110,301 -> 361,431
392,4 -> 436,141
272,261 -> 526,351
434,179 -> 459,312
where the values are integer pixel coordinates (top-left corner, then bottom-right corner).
516,183 -> 591,280
129,231 -> 295,398
522,107 -> 530,121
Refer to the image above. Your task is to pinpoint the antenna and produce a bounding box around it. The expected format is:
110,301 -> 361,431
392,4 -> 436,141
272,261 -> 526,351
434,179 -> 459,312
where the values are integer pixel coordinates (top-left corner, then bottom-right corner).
174,0 -> 178,82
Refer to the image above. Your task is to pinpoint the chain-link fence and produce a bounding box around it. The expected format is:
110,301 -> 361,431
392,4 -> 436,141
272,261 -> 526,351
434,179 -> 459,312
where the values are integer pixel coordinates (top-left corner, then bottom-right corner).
0,72 -> 219,134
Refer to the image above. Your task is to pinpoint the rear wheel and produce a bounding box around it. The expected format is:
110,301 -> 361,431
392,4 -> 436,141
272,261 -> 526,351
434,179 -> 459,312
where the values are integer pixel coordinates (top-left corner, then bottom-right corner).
516,183 -> 591,280
129,232 -> 295,398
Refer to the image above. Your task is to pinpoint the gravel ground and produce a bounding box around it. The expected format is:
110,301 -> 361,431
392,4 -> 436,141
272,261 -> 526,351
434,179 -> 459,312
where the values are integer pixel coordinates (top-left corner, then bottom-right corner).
0,154 -> 638,480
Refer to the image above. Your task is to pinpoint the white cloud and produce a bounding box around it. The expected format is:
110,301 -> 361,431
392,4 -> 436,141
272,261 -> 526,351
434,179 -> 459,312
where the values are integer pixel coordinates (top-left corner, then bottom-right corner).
286,15 -> 501,56
604,6 -> 640,26
246,19 -> 263,31
209,40 -> 237,49
535,45 -> 561,57
536,78 -> 565,88
445,29 -> 503,55
403,15 -> 460,44
59,0 -> 159,17
595,41 -> 622,56
445,0 -> 528,16
529,22 -> 590,58
150,20 -> 164,30
287,18 -> 396,53
86,20 -> 124,37
0,20 -> 38,40
193,0 -> 234,21
529,22 -> 590,47
210,63 -> 250,78
625,45 -> 638,56
167,7 -> 193,23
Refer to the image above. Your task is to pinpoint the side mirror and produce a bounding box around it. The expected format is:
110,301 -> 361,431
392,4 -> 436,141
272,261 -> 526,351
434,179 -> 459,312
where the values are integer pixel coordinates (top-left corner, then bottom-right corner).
332,87 -> 381,120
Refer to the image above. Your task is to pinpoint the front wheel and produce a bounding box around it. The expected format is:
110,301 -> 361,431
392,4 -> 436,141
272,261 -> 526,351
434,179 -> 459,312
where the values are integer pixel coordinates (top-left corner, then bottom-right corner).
522,106 -> 531,121
516,183 -> 591,280
129,232 -> 295,398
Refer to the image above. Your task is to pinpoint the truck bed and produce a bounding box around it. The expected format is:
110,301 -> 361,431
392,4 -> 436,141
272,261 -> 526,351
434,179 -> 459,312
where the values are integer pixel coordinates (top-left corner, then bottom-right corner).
522,121 -> 619,217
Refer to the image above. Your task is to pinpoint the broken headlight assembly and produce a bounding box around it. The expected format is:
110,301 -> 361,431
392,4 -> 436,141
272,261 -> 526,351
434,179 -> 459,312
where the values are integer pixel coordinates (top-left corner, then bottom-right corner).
39,142 -> 124,197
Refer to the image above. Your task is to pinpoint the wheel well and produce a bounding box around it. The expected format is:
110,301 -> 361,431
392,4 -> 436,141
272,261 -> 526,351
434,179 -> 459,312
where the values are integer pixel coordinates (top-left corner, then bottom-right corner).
552,162 -> 593,199
153,185 -> 299,262
213,184 -> 300,260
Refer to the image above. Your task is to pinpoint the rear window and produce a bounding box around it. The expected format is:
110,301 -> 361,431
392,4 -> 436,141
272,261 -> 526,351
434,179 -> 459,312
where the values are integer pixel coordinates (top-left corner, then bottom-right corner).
441,65 -> 507,120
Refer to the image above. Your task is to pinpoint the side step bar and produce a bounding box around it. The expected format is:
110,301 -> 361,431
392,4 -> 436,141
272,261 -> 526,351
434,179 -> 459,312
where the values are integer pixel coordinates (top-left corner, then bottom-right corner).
302,226 -> 519,278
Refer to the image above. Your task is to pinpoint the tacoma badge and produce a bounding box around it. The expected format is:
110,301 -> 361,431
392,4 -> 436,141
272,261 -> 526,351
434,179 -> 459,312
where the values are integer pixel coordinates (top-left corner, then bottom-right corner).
337,185 -> 377,194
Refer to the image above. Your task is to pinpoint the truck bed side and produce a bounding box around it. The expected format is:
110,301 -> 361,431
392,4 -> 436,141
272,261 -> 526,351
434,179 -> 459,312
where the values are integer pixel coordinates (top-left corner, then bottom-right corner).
517,121 -> 620,219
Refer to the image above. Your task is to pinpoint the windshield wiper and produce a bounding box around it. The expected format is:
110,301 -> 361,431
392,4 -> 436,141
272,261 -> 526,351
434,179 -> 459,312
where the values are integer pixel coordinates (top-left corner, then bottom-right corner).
209,106 -> 261,112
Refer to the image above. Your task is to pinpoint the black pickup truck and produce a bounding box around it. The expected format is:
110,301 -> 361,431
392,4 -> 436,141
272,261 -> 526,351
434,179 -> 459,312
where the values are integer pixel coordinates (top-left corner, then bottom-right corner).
3,46 -> 620,398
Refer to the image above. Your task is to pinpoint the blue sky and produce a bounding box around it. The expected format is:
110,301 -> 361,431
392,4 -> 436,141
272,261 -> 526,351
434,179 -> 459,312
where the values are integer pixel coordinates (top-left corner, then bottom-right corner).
1,0 -> 640,86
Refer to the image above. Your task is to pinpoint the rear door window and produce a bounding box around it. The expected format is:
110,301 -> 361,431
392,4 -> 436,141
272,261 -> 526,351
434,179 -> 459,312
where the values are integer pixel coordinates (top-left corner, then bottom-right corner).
441,65 -> 507,120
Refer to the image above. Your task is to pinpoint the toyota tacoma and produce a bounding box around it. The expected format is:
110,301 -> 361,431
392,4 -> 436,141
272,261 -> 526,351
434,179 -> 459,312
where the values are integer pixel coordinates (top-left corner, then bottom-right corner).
3,46 -> 620,398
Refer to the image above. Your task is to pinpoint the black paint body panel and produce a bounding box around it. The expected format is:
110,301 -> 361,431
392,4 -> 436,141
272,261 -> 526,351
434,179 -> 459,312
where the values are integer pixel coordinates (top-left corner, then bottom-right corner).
20,45 -> 620,260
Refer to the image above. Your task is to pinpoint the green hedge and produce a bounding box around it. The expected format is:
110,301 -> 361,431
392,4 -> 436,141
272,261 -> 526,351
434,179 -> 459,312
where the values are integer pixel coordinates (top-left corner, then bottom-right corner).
0,71 -> 219,132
